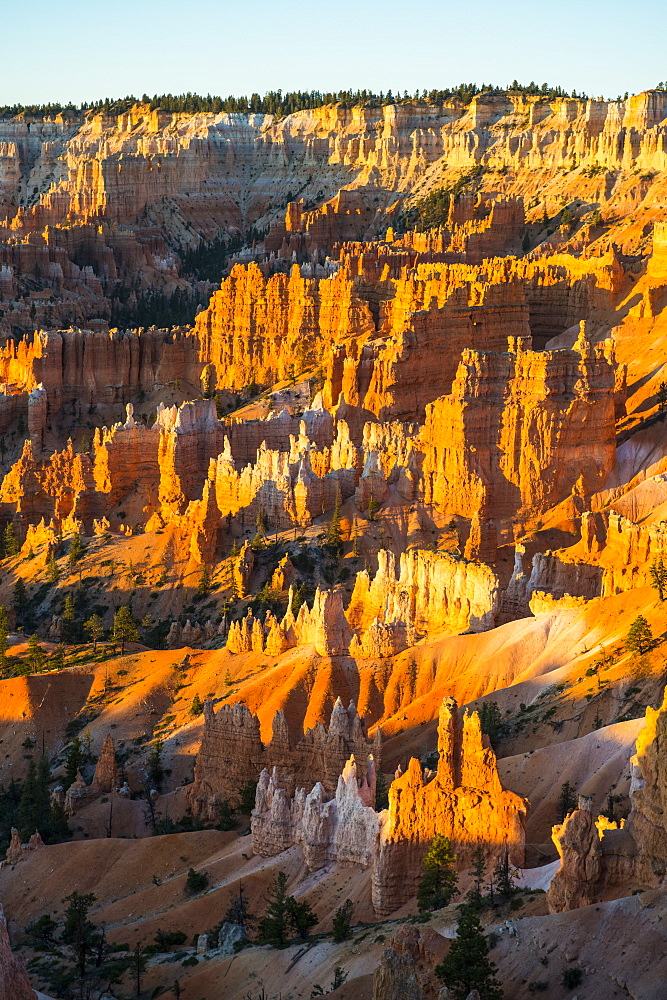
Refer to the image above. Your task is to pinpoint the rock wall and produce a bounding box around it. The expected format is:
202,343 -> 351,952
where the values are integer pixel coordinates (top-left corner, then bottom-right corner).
420,324 -> 617,521
0,903 -> 34,1000
347,547 -> 499,636
189,696 -> 380,818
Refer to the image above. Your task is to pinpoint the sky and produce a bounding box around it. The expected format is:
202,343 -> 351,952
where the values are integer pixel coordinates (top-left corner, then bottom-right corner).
2,0 -> 666,106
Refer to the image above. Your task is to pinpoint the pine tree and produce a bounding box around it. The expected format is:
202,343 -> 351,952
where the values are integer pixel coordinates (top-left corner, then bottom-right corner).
113,606 -> 139,654
351,518 -> 359,557
375,769 -> 389,811
190,693 -> 203,716
224,883 -> 255,931
557,780 -> 577,822
479,701 -> 503,748
435,907 -> 503,1000
131,942 -> 148,997
62,594 -> 77,644
332,899 -> 354,942
0,605 -> 9,673
147,739 -> 164,790
62,891 -> 99,981
12,579 -> 27,622
3,523 -> 19,557
521,231 -> 531,254
659,381 -> 667,418
493,851 -> 517,899
326,484 -> 343,556
197,565 -> 211,595
46,552 -> 60,584
84,614 -> 105,652
286,896 -> 317,940
51,643 -> 65,671
467,846 -> 487,910
626,614 -> 653,655
417,834 -> 459,911
64,736 -> 83,790
67,532 -> 85,571
26,633 -> 45,673
17,758 -> 40,837
259,870 -> 291,948
650,558 -> 667,601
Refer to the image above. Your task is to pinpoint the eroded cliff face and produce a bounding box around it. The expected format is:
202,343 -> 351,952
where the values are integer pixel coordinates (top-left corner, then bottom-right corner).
0,903 -> 34,1000
547,686 -> 667,912
1,88 -> 665,337
189,696 -> 380,818
420,325 -> 617,523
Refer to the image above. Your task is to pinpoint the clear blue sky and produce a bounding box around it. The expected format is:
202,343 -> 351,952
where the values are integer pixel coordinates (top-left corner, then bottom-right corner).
2,0 -> 666,106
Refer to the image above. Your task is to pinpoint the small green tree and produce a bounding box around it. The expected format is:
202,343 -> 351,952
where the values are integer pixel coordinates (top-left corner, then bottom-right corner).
26,633 -> 45,673
62,890 -> 99,981
62,594 -> 77,644
67,532 -> 85,571
351,518 -> 359,557
658,381 -> 667,418
12,579 -> 27,622
561,968 -> 583,989
259,870 -> 290,948
239,779 -> 257,815
131,941 -> 148,997
197,565 -> 211,595
649,558 -> 667,601
190,693 -> 203,716
147,739 -> 164,790
64,736 -> 83,790
557,781 -> 578,822
325,484 -> 343,556
216,798 -> 236,831
467,846 -> 487,910
417,834 -> 459,911
287,896 -> 318,940
224,883 -> 255,931
0,605 -> 9,672
375,769 -> 389,811
493,851 -> 517,899
479,701 -> 503,748
3,523 -> 19,557
84,614 -> 105,653
521,231 -> 531,254
435,907 -> 503,1000
113,606 -> 139,654
626,614 -> 653,655
185,868 -> 209,894
46,552 -> 60,584
332,899 -> 354,942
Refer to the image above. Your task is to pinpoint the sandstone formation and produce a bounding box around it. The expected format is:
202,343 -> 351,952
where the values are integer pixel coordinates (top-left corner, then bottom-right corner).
63,734 -> 119,815
189,696 -> 380,817
420,324 -> 617,523
0,903 -> 34,1000
252,697 -> 527,914
547,686 -> 667,912
372,924 -> 447,1000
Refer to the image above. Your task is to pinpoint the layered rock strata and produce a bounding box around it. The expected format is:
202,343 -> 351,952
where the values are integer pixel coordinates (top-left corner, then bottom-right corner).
420,324 -> 617,522
189,696 -> 380,818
